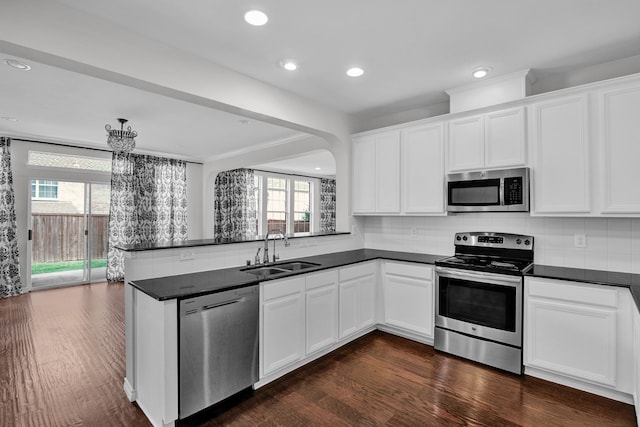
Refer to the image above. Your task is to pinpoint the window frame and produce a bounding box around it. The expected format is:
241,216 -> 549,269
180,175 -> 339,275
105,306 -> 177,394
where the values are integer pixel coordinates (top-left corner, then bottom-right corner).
254,171 -> 320,237
31,179 -> 59,200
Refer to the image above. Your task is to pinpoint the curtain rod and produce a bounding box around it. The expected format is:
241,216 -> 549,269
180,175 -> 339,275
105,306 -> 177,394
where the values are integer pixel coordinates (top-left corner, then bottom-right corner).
252,168 -> 335,181
11,137 -> 204,165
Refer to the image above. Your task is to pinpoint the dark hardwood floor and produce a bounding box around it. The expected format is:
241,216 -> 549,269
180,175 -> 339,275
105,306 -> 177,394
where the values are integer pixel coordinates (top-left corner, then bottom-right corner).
1,282 -> 636,427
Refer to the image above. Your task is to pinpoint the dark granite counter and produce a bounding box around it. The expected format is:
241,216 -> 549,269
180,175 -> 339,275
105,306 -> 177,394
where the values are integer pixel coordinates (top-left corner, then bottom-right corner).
116,231 -> 351,252
525,264 -> 640,310
130,249 -> 445,301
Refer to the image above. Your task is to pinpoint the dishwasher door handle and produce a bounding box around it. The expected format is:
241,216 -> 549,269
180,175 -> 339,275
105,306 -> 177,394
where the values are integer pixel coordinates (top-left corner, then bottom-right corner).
202,298 -> 243,311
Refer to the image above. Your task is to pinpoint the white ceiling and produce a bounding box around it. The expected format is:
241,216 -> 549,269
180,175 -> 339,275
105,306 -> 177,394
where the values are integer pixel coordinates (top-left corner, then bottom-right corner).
2,0 -> 640,169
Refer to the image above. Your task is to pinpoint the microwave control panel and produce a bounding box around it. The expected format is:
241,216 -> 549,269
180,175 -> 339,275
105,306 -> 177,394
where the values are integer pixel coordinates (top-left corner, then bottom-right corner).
504,177 -> 523,205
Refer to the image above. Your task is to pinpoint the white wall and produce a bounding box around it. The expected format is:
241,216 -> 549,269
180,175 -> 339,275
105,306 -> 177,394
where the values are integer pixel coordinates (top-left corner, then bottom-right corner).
361,214 -> 640,274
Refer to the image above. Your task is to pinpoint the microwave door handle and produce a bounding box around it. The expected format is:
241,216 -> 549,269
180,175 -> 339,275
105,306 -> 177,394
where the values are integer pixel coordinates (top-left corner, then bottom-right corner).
499,178 -> 505,206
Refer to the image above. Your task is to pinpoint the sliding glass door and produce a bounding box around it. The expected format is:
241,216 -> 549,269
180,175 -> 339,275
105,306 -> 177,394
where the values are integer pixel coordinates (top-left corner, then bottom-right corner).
29,180 -> 110,288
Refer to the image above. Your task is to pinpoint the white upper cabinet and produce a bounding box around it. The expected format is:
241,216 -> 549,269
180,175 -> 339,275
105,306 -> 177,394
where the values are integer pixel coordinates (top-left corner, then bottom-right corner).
401,122 -> 446,215
448,114 -> 485,171
448,106 -> 526,172
375,132 -> 401,213
597,81 -> 640,214
530,94 -> 590,215
485,107 -> 527,168
352,131 -> 400,214
352,135 -> 377,213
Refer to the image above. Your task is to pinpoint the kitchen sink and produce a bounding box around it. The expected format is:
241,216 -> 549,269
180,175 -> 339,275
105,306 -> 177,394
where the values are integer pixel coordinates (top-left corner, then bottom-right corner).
272,261 -> 320,271
243,267 -> 290,276
241,261 -> 320,277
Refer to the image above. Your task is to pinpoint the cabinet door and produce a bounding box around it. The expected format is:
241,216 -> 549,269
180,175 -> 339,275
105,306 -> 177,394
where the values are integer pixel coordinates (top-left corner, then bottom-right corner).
531,95 -> 590,214
375,132 -> 401,213
525,298 -> 616,386
599,83 -> 640,214
448,115 -> 484,172
524,278 -> 618,387
485,106 -> 526,168
357,273 -> 376,330
352,136 -> 376,213
383,263 -> 433,337
306,271 -> 339,355
261,277 -> 305,376
339,263 -> 377,339
338,278 -> 358,339
402,122 -> 445,214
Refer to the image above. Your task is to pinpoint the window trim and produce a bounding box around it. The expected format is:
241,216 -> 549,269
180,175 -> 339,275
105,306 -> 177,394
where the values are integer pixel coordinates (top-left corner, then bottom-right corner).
31,179 -> 59,200
254,171 -> 320,236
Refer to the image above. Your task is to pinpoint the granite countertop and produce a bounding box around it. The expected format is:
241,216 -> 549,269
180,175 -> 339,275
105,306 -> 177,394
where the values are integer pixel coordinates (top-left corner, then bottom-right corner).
130,249 -> 445,301
525,264 -> 640,309
116,231 -> 350,252
130,248 -> 640,312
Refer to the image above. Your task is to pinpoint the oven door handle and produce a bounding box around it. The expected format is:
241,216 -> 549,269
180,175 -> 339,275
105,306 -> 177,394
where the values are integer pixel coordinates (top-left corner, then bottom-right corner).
435,266 -> 522,287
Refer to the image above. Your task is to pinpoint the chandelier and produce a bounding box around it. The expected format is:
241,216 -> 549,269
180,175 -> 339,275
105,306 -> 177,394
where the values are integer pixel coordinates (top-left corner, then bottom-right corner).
105,118 -> 137,153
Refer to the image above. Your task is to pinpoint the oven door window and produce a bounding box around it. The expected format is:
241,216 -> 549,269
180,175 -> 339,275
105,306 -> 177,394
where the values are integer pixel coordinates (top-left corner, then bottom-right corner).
439,276 -> 516,331
448,179 -> 501,206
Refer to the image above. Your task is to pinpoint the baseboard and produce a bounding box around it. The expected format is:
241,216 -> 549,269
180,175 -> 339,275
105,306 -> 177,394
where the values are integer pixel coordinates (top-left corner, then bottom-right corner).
376,324 -> 434,346
255,325 -> 377,389
123,377 -> 136,402
525,366 -> 634,405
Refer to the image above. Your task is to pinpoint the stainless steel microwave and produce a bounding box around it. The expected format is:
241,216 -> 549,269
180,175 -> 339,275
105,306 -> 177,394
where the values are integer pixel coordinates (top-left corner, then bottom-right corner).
446,167 -> 529,212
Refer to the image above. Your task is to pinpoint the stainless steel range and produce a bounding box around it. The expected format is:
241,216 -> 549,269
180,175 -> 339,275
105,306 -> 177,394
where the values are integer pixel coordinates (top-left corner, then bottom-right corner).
434,232 -> 534,374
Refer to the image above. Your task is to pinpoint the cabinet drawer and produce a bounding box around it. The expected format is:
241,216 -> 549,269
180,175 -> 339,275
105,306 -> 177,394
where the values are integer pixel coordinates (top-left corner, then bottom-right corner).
526,277 -> 618,308
306,269 -> 339,290
262,277 -> 305,301
339,262 -> 376,282
385,262 -> 433,280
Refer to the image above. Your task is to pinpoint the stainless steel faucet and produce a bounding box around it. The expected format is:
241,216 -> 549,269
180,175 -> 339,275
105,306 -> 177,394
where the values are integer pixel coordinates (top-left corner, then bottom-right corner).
263,229 -> 289,264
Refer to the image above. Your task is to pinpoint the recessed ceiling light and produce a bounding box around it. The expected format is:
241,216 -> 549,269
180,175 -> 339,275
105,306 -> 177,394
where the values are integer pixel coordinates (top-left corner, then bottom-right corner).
314,167 -> 322,171
4,59 -> 31,71
280,60 -> 298,71
472,67 -> 492,79
244,10 -> 268,26
1,117 -> 18,122
346,67 -> 364,77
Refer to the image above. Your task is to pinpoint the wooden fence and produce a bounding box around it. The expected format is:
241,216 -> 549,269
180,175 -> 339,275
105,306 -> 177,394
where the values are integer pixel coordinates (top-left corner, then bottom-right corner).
31,214 -> 109,263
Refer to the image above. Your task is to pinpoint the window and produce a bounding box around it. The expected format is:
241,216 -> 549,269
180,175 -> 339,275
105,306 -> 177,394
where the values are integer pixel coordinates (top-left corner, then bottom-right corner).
28,151 -> 111,172
31,180 -> 59,199
254,172 -> 319,236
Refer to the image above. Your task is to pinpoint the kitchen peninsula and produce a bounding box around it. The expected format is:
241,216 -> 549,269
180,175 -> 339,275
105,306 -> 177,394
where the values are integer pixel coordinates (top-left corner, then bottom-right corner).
120,231 -> 443,427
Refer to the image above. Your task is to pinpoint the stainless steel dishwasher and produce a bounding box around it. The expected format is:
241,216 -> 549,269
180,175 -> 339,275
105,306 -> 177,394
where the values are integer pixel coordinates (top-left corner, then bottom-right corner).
179,285 -> 259,419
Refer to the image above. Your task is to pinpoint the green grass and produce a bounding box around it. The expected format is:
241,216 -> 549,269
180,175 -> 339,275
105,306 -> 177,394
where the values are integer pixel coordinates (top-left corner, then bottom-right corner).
32,259 -> 108,275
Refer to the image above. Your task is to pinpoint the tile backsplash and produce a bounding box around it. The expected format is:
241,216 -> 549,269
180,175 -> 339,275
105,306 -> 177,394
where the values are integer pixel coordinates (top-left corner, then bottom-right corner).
360,214 -> 640,274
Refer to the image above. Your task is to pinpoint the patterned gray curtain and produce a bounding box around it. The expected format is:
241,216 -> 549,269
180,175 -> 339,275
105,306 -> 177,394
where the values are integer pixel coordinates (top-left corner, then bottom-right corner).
214,169 -> 256,239
320,178 -> 336,232
0,137 -> 22,297
107,153 -> 188,282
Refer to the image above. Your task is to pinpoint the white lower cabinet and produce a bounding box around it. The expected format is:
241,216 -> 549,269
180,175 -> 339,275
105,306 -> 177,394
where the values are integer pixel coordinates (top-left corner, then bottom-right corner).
634,306 -> 640,415
524,277 -> 633,400
260,276 -> 306,377
338,262 -> 377,339
305,270 -> 339,355
382,262 -> 434,339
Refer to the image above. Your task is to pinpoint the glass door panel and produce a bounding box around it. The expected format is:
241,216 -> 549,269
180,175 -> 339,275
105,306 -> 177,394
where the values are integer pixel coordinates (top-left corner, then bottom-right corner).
89,183 -> 110,282
31,180 -> 88,288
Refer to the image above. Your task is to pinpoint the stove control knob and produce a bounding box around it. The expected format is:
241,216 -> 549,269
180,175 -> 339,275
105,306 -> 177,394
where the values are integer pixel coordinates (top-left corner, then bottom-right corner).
524,239 -> 531,246
456,235 -> 461,241
462,235 -> 468,241
516,238 -> 522,244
